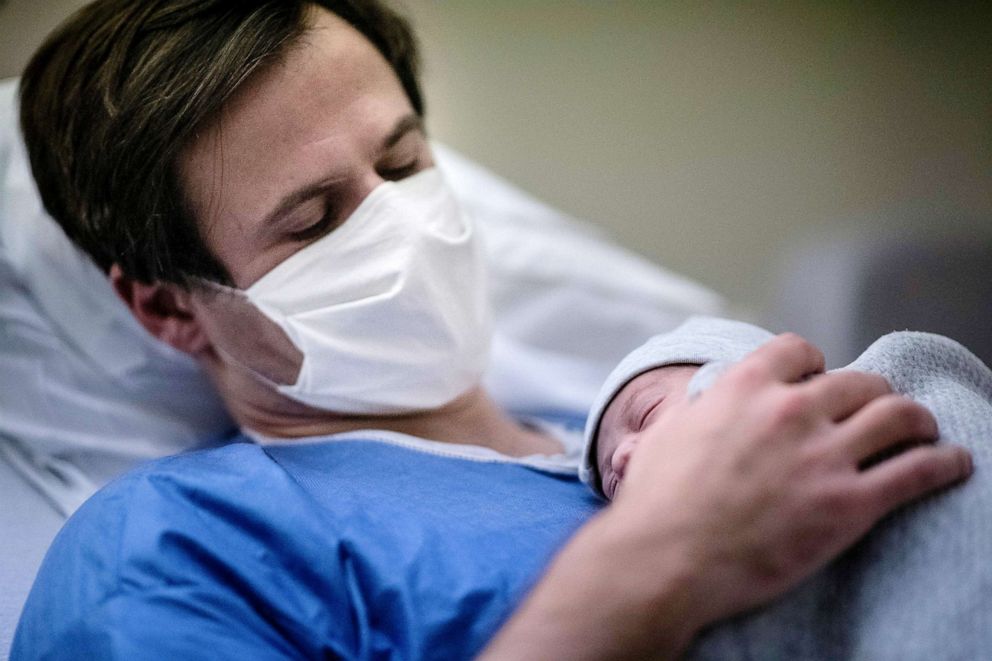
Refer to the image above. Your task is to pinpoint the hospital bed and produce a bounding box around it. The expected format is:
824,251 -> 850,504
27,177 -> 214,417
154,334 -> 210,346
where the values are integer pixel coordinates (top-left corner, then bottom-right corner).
2,70 -> 990,657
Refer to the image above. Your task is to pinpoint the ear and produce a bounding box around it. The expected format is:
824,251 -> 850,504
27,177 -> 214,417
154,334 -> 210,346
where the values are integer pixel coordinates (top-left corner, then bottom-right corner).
109,264 -> 210,355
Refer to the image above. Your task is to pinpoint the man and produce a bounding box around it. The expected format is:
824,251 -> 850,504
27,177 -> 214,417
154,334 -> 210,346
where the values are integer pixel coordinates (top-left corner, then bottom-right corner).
13,1 -> 971,658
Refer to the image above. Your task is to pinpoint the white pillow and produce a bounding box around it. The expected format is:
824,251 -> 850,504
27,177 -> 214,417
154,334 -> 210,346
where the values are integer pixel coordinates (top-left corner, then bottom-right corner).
0,79 -> 233,517
0,78 -> 724,513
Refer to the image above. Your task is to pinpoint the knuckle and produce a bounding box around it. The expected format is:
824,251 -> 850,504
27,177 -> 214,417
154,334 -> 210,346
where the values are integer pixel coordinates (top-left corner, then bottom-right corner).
777,332 -> 807,348
786,531 -> 824,573
862,373 -> 892,395
778,333 -> 823,367
773,390 -> 812,424
955,447 -> 974,478
729,360 -> 770,387
892,398 -> 937,437
905,458 -> 944,493
875,393 -> 907,415
874,393 -> 905,412
818,486 -> 854,516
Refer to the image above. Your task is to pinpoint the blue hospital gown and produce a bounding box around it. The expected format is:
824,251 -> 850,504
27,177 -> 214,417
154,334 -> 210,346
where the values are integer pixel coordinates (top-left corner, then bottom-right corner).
12,436 -> 601,660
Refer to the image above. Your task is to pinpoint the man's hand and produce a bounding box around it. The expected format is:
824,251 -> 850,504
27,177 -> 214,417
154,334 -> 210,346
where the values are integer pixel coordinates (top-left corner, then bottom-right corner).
613,333 -> 972,626
481,334 -> 972,660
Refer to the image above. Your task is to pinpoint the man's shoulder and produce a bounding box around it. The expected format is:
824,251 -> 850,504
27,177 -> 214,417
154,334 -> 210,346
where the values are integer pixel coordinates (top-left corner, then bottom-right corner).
30,440 -> 342,604
13,440 -> 362,658
16,441 -> 339,643
41,442 -> 285,569
15,437 -> 600,658
75,441 -> 273,517
65,439 -> 357,547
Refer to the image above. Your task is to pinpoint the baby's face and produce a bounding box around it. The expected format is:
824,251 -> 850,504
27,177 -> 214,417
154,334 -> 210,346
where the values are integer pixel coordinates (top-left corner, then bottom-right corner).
595,364 -> 699,500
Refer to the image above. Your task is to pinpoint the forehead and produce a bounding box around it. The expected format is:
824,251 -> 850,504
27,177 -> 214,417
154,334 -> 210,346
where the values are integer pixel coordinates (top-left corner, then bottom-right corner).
599,369 -> 665,433
179,7 -> 412,279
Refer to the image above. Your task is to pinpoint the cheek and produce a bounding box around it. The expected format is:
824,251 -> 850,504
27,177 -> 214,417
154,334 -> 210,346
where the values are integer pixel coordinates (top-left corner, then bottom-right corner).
193,292 -> 303,385
595,433 -> 619,487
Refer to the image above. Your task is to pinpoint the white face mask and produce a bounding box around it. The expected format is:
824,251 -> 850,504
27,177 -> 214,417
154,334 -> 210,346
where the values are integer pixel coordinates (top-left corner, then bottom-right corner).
209,168 -> 492,415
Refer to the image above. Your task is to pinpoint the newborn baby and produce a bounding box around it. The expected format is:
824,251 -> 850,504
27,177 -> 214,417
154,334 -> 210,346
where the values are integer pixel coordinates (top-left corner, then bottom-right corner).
579,315 -> 992,660
581,316 -> 988,500
581,317 -> 774,499
588,363 -> 699,499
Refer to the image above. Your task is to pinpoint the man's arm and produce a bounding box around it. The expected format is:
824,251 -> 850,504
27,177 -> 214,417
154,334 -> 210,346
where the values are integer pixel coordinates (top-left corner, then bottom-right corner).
482,334 -> 972,659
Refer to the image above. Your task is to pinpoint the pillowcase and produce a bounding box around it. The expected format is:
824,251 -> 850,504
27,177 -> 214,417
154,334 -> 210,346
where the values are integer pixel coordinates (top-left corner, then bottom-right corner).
0,79 -> 233,516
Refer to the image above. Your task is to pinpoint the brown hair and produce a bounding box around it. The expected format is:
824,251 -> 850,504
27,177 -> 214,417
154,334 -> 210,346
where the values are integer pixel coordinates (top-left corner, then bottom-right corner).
19,0 -> 423,286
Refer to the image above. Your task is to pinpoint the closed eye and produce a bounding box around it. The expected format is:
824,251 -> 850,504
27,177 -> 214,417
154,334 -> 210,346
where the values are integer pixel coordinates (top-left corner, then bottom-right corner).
377,159 -> 419,181
289,208 -> 338,243
287,154 -> 422,243
637,397 -> 665,431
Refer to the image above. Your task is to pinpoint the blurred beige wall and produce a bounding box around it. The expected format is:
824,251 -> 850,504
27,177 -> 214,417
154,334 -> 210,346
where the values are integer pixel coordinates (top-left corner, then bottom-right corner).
404,0 -> 992,318
3,1 -> 991,317
0,0 -> 86,78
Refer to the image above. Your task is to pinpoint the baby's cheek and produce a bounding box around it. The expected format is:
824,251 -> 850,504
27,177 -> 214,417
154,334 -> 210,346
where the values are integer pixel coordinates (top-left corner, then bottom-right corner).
613,478 -> 626,501
596,453 -> 617,498
595,415 -> 624,474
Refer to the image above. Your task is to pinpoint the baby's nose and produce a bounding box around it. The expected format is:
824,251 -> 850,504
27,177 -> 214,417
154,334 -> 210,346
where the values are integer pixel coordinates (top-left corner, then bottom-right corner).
611,439 -> 638,482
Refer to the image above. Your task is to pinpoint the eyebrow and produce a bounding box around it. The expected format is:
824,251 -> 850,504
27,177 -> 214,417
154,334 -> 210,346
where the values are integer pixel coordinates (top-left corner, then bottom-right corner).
259,113 -> 424,230
617,389 -> 640,426
383,113 -> 424,150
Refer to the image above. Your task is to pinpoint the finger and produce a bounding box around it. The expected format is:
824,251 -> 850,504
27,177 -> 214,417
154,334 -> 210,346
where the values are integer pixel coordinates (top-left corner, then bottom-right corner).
739,333 -> 826,384
860,444 -> 973,518
803,370 -> 892,421
839,394 -> 938,463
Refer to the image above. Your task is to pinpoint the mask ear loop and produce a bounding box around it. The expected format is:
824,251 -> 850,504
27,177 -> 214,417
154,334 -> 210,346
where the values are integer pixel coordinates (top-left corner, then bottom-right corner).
192,278 -> 305,389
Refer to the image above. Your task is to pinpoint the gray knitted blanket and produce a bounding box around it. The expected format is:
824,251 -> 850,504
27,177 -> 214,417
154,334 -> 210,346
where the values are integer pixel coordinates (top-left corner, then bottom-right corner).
683,323 -> 992,660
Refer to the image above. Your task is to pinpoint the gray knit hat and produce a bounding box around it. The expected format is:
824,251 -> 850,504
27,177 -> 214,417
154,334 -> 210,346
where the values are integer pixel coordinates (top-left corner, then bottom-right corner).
580,316 -> 775,497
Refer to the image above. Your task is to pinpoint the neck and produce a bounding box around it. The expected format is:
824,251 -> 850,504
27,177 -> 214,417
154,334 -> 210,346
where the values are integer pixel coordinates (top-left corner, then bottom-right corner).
204,357 -> 563,457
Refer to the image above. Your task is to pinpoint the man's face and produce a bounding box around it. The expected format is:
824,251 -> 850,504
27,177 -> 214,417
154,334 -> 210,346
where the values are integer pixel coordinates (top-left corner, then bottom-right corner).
595,365 -> 699,500
173,7 -> 433,387
180,6 -> 433,289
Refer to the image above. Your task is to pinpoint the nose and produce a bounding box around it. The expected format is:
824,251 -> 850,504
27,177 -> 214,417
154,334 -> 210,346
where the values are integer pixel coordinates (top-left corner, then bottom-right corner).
358,171 -> 388,200
611,438 -> 639,482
